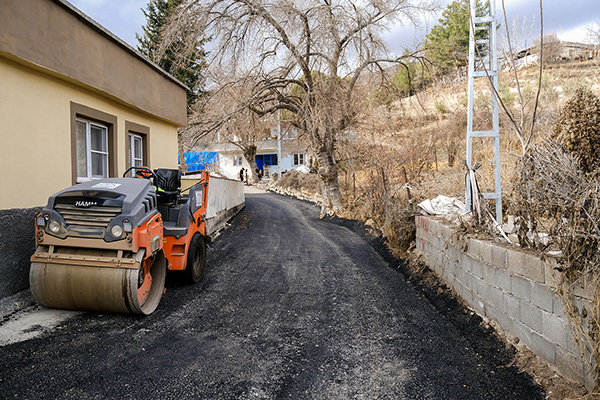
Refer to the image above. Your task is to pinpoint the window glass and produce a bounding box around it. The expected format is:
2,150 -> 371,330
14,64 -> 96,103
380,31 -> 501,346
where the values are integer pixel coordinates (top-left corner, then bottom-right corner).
90,125 -> 107,152
134,137 -> 142,160
77,119 -> 108,180
76,121 -> 87,178
91,152 -> 106,177
129,134 -> 144,172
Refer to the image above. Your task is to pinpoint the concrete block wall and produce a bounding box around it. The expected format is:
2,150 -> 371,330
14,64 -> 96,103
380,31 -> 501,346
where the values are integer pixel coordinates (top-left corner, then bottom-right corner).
415,215 -> 593,388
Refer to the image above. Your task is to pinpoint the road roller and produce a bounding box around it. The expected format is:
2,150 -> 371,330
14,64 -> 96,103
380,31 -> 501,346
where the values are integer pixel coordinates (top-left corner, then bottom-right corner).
30,167 -> 209,315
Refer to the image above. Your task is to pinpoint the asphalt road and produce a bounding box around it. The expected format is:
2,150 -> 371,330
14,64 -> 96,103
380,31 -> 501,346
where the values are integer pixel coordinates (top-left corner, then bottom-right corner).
0,191 -> 543,399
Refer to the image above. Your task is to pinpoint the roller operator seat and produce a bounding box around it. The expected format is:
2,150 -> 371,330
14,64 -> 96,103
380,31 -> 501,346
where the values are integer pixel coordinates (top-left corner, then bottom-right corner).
153,168 -> 182,204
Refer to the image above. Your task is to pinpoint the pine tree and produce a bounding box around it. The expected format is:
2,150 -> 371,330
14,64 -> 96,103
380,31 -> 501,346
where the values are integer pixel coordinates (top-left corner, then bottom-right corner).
136,0 -> 206,108
425,0 -> 487,76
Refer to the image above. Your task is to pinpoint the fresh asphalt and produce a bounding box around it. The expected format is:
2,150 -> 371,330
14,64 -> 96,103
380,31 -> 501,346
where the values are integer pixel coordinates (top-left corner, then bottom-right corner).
0,190 -> 543,399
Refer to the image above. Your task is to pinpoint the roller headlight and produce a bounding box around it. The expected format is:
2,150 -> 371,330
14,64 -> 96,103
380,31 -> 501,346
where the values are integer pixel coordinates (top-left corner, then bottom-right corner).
48,220 -> 61,234
111,224 -> 124,238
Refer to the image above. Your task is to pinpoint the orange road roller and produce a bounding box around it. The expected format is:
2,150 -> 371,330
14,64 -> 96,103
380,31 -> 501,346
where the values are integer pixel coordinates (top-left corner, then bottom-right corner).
30,167 -> 209,315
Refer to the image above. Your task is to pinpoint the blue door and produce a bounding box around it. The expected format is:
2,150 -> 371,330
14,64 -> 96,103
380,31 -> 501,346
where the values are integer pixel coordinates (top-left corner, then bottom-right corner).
255,156 -> 264,173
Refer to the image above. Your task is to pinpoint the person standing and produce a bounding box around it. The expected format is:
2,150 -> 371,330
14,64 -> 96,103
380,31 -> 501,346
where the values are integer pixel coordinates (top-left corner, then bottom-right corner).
239,167 -> 245,182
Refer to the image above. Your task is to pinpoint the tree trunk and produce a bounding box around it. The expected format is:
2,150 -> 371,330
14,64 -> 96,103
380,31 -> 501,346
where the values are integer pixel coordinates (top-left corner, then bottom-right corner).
316,149 -> 343,216
243,145 -> 260,184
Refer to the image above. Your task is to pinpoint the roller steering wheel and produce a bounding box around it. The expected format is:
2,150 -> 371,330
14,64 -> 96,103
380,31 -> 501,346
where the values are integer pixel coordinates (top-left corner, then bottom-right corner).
123,166 -> 157,180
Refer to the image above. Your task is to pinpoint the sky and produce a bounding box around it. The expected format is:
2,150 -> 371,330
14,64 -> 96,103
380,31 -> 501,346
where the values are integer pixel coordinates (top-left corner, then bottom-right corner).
69,0 -> 599,55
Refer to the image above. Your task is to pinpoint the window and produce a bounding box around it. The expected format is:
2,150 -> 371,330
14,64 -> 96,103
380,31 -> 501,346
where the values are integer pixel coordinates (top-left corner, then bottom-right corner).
129,134 -> 144,172
76,119 -> 108,181
256,154 -> 278,166
293,153 -> 305,166
125,121 -> 149,175
233,156 -> 243,166
71,103 -> 117,185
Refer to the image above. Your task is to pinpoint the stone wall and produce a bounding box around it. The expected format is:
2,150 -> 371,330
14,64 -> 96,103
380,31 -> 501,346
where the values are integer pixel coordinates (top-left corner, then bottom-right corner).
0,208 -> 41,299
415,215 -> 593,388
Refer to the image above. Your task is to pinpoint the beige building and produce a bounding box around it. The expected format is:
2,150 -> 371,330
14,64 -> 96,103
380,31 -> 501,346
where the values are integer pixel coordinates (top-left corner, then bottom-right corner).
0,0 -> 188,299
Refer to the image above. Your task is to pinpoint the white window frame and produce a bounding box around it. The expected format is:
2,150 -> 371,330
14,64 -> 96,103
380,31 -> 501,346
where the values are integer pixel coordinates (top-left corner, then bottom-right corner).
293,153 -> 305,166
76,118 -> 108,182
233,156 -> 243,166
128,134 -> 144,176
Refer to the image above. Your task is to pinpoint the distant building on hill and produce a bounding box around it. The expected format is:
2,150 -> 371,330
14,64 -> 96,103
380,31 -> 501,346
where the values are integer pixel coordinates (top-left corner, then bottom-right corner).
514,41 -> 598,67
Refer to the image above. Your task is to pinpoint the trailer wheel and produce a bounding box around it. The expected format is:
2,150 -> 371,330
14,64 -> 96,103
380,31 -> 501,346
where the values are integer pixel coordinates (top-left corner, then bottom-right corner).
186,233 -> 206,283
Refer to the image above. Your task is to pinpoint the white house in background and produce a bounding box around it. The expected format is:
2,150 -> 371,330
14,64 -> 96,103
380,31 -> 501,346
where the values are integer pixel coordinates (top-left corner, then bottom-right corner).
514,41 -> 598,67
200,126 -> 311,180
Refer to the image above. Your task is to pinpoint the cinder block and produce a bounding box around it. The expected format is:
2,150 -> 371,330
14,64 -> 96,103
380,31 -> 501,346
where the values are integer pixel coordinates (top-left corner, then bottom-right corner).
542,311 -> 567,348
471,259 -> 483,279
556,345 -> 585,384
446,260 -> 458,277
531,283 -> 554,313
461,286 -> 474,306
511,320 -> 534,349
553,296 -> 566,319
446,246 -> 460,264
433,235 -> 444,251
511,275 -> 532,302
508,249 -> 545,283
453,280 -> 464,298
470,239 -> 493,265
468,238 -> 490,263
474,274 -> 489,297
503,292 -> 520,319
481,262 -> 495,285
439,222 -> 453,242
544,258 -> 562,287
471,293 -> 486,316
530,331 -> 556,364
488,303 -> 515,333
486,284 -> 504,309
491,245 -> 507,269
520,301 -> 543,333
495,268 -> 512,292
456,265 -> 468,286
460,253 -> 473,273
463,270 -> 476,292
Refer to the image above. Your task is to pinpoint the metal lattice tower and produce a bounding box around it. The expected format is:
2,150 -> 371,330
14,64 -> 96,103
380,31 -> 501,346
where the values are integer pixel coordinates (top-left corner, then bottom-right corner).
466,0 -> 502,223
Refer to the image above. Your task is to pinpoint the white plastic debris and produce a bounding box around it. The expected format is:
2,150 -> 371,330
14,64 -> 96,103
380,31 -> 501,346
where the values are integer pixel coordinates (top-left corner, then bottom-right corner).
417,195 -> 468,224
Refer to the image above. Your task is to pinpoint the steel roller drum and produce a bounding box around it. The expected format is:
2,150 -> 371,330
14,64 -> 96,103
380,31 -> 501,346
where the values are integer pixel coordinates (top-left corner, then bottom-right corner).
29,251 -> 166,315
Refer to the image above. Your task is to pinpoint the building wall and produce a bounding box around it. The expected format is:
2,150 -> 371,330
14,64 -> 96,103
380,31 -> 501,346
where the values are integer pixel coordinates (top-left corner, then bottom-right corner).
0,55 -> 179,209
0,0 -> 187,300
0,0 -> 187,126
415,216 -> 595,389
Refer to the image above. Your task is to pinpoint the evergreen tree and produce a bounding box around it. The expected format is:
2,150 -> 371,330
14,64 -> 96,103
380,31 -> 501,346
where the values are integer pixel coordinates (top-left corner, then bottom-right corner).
136,0 -> 206,108
425,0 -> 487,75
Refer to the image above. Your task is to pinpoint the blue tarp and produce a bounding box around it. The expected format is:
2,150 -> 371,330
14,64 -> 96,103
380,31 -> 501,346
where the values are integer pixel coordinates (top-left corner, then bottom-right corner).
179,152 -> 219,172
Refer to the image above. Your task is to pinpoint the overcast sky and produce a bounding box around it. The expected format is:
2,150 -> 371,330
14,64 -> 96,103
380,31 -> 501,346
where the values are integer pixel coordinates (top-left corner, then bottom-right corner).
69,0 -> 599,55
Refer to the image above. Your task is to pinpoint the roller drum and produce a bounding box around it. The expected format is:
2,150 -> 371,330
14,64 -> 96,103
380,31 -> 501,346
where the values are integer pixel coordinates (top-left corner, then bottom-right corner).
30,252 -> 166,315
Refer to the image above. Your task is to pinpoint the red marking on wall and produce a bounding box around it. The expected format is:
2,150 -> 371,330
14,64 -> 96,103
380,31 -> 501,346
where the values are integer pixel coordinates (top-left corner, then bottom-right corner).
417,216 -> 429,233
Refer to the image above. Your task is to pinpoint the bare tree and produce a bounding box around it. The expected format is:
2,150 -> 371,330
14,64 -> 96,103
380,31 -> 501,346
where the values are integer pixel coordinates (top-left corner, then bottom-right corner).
534,32 -> 561,64
159,0 -> 437,215
498,15 -> 534,69
587,19 -> 600,45
180,74 -> 274,182
489,0 -> 544,155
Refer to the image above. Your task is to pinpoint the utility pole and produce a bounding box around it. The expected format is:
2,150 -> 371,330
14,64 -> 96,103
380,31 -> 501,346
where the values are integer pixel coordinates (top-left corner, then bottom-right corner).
277,109 -> 282,178
466,0 -> 502,223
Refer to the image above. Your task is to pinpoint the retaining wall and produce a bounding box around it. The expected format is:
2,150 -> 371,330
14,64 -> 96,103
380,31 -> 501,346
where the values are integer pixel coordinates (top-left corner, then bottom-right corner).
415,215 -> 594,388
